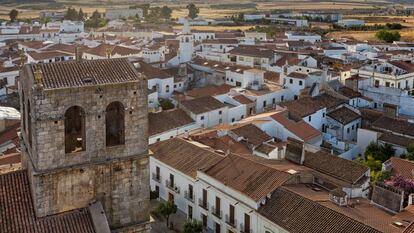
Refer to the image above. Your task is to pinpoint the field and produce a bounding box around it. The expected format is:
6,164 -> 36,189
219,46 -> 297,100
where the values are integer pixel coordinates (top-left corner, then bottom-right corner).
1,0 -> 414,40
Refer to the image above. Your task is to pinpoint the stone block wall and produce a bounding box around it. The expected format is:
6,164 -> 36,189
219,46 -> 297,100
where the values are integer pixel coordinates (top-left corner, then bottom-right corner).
27,155 -> 150,229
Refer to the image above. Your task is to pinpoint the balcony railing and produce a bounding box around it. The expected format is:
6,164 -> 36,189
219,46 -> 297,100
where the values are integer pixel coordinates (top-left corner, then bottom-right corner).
239,224 -> 252,233
198,198 -> 209,211
211,206 -> 222,219
165,180 -> 180,193
225,214 -> 237,228
152,172 -> 161,183
184,190 -> 194,202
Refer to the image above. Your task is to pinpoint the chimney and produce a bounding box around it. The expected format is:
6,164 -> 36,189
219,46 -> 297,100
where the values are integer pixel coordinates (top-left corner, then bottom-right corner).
75,44 -> 82,62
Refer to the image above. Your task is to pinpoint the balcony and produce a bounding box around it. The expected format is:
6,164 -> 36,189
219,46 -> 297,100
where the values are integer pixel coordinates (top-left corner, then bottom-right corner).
165,180 -> 180,194
184,190 -> 194,202
225,214 -> 237,229
211,206 -> 222,219
198,198 -> 209,211
239,224 -> 252,233
151,172 -> 161,183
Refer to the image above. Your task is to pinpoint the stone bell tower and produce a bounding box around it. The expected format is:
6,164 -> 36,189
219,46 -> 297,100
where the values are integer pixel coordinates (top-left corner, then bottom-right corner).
19,58 -> 150,232
178,17 -> 194,63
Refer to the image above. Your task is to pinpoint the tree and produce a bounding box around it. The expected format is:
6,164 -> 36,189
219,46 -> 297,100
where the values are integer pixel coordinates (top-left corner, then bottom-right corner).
91,10 -> 101,20
404,144 -> 414,161
182,219 -> 203,233
160,6 -> 172,20
375,30 -> 401,43
9,9 -> 18,22
155,201 -> 177,227
365,142 -> 395,163
78,8 -> 85,21
85,10 -> 107,28
64,8 -> 78,21
186,3 -> 199,19
130,3 -> 150,18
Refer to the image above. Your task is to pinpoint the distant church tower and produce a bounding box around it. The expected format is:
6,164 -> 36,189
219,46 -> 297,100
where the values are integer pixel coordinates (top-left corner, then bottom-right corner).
19,59 -> 151,233
178,17 -> 194,63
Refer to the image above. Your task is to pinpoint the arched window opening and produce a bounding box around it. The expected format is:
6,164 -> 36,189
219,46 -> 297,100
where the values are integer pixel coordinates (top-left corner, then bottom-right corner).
106,102 -> 125,147
64,106 -> 86,153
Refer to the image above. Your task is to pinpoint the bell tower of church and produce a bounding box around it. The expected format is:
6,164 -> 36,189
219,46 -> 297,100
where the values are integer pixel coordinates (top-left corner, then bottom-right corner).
19,58 -> 151,233
178,17 -> 194,63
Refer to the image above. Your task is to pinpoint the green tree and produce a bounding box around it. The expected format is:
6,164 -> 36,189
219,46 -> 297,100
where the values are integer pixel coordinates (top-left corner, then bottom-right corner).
375,30 -> 401,43
186,3 -> 199,19
91,10 -> 101,20
182,219 -> 203,233
357,155 -> 382,172
160,6 -> 172,20
146,7 -> 161,23
404,144 -> 414,161
9,9 -> 18,22
130,4 -> 150,18
365,142 -> 395,163
155,201 -> 177,227
85,10 -> 107,28
78,8 -> 85,21
64,8 -> 78,21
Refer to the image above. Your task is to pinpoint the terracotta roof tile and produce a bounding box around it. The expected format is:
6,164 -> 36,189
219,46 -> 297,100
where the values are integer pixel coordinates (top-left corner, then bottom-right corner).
186,84 -> 233,98
149,109 -> 194,136
233,95 -> 254,105
230,124 -> 272,147
271,110 -> 321,142
180,96 -> 226,114
259,187 -> 381,233
304,150 -> 368,184
150,138 -> 223,178
204,154 -> 290,201
327,106 -> 360,125
372,116 -> 414,138
0,170 -> 96,233
388,157 -> 414,180
25,58 -> 143,90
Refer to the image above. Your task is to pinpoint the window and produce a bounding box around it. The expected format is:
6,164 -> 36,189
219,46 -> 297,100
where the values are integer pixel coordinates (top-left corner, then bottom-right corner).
232,118 -> 235,123
352,125 -> 354,130
202,214 -> 207,228
294,95 -> 298,100
229,204 -> 235,225
299,80 -> 303,86
106,102 -> 125,147
308,116 -> 311,122
272,98 -> 275,104
263,100 -> 267,108
188,205 -> 193,219
219,110 -> 222,115
215,196 -> 221,216
322,112 -> 325,118
281,95 -> 284,101
64,106 -> 85,153
166,85 -> 170,93
188,184 -> 193,199
347,128 -> 350,133
201,116 -> 204,120
289,79 -> 293,84
244,214 -> 250,233
170,173 -> 174,187
215,222 -> 221,233
202,189 -> 208,208
156,166 -> 160,180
